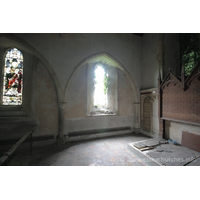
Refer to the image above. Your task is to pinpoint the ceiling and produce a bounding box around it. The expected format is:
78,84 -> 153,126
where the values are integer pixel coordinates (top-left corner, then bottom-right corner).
133,33 -> 144,37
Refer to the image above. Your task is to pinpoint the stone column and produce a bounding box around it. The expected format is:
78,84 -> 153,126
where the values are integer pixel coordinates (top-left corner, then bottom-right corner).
57,102 -> 66,144
156,33 -> 165,80
133,102 -> 140,133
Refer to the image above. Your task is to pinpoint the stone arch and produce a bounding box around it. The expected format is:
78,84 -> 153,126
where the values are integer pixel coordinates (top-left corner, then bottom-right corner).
64,51 -> 139,103
1,34 -> 62,103
0,34 -> 63,140
64,52 -> 140,133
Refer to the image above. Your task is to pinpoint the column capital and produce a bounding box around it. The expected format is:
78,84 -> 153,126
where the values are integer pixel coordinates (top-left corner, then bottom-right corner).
58,102 -> 66,109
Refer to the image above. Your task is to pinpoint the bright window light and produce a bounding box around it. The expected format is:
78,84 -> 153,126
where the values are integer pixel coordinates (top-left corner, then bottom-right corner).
94,65 -> 107,108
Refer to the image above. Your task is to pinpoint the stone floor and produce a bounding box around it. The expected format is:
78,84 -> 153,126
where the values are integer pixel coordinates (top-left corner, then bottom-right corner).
2,133 -> 200,166
0,133 -> 151,166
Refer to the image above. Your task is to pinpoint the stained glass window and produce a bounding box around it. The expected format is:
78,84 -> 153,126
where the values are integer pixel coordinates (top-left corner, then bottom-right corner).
2,48 -> 23,105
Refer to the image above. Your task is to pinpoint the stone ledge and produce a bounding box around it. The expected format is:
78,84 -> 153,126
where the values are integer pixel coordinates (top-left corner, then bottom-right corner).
0,116 -> 34,122
161,117 -> 200,126
65,130 -> 133,143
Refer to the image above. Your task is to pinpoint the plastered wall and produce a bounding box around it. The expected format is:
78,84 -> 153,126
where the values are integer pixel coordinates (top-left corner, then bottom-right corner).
65,65 -> 87,119
1,33 -> 199,145
141,33 -> 180,89
34,61 -> 58,137
118,69 -> 133,116
65,61 -> 134,135
141,34 -> 159,89
0,39 -> 58,140
0,33 -> 142,141
163,33 -> 180,77
165,121 -> 200,144
16,33 -> 142,94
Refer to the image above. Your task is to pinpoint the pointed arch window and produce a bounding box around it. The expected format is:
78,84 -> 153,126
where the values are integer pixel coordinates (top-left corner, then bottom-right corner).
87,62 -> 118,116
93,63 -> 108,110
2,48 -> 23,105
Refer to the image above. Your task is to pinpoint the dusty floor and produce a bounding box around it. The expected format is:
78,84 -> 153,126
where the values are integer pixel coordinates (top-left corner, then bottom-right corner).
1,133 -> 151,166
128,139 -> 200,166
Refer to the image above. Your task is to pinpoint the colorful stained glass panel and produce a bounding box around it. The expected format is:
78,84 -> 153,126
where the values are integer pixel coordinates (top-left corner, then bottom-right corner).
2,48 -> 23,105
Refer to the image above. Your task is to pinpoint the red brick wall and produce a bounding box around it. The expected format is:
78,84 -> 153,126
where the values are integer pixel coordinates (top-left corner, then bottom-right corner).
182,131 -> 200,152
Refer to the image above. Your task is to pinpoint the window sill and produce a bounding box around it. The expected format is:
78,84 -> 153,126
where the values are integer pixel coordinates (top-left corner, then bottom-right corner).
0,116 -> 33,122
87,114 -> 117,117
0,105 -> 23,111
0,105 -> 26,116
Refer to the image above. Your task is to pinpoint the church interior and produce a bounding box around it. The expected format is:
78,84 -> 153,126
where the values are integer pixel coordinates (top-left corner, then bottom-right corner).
0,33 -> 199,166
1,4 -> 200,200
2,1 -> 200,199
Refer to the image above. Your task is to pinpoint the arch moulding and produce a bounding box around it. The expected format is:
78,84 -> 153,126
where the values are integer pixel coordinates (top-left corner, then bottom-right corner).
0,34 -> 62,103
64,51 -> 139,103
64,51 -> 141,132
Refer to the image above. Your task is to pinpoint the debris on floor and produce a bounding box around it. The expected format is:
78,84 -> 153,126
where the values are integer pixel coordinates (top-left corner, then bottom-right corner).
168,139 -> 178,145
133,139 -> 168,151
128,138 -> 200,166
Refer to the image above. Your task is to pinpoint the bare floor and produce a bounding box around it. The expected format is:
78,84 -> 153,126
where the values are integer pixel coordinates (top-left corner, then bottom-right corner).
1,133 -> 150,166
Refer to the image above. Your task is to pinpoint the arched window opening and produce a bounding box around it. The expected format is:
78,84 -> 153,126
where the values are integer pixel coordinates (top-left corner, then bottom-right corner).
93,63 -> 108,110
2,48 -> 23,105
88,62 -> 117,116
